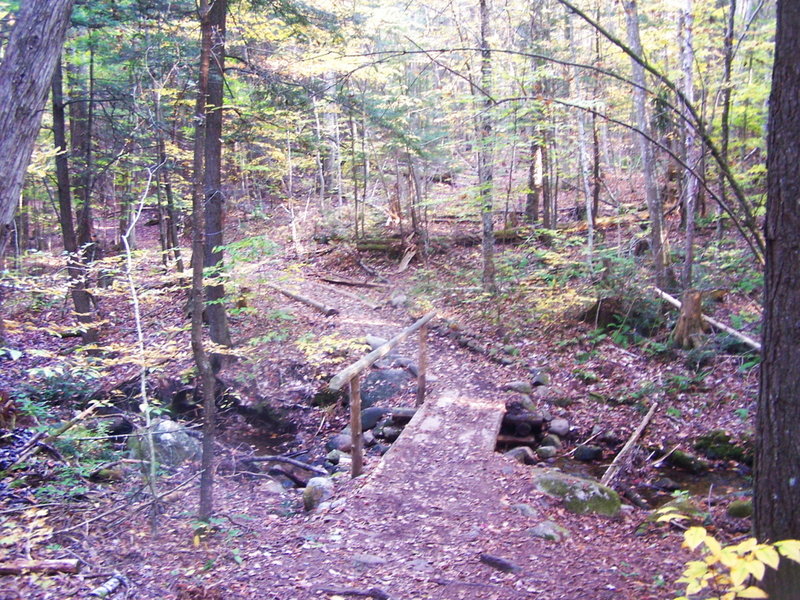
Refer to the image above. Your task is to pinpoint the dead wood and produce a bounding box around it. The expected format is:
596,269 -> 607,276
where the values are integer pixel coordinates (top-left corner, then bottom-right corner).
242,455 -> 328,476
88,572 -> 127,598
265,282 -> 338,316
601,402 -> 658,487
479,553 -> 521,573
653,286 -> 761,351
670,290 -> 709,349
315,587 -> 391,600
354,257 -> 389,282
0,558 -> 81,575
318,274 -> 388,288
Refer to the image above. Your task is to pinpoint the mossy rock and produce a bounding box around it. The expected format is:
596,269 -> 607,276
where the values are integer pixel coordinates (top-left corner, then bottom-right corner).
667,450 -> 709,474
693,430 -> 753,465
533,469 -> 620,517
727,499 -> 753,519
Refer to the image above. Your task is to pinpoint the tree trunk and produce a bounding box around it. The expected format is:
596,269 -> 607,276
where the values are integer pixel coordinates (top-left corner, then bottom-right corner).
718,0 -> 736,240
202,0 -> 232,350
478,0 -> 496,293
680,0 -> 699,289
52,58 -> 97,345
623,0 -> 667,289
755,2 -> 800,596
0,0 -> 75,255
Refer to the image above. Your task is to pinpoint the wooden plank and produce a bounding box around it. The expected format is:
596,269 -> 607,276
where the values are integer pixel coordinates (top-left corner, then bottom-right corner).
329,311 -> 437,391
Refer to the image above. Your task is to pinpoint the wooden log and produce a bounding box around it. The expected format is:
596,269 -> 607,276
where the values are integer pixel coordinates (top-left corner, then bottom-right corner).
242,455 -> 328,477
389,407 -> 418,424
318,274 -> 388,288
350,376 -> 363,478
0,558 -> 81,575
329,311 -> 436,391
265,282 -> 338,316
601,402 -> 658,487
495,434 -> 538,447
653,286 -> 761,351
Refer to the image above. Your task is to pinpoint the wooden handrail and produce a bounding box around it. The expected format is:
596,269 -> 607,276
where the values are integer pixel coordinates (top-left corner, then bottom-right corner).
329,310 -> 437,391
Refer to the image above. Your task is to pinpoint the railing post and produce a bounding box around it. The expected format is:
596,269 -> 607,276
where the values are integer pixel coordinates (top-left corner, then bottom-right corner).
416,322 -> 428,406
349,374 -> 363,478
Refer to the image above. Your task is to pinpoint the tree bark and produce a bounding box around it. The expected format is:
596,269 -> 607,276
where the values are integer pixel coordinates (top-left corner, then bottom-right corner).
622,0 -> 667,289
680,0 -> 699,289
478,0 -> 496,293
755,2 -> 800,596
0,0 -> 75,255
52,58 -> 97,345
202,0 -> 232,350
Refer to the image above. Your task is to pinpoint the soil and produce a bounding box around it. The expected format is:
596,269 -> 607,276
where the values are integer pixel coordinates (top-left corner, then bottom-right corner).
0,199 -> 759,599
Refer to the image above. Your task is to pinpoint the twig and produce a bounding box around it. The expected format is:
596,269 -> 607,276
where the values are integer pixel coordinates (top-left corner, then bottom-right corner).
601,402 -> 658,487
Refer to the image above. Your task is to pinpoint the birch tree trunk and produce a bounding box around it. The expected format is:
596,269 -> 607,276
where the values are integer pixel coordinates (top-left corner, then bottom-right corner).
478,0 -> 496,293
623,0 -> 667,288
680,0 -> 699,289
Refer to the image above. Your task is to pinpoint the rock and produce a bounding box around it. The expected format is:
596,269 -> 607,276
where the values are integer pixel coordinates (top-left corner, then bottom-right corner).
511,503 -> 539,518
574,445 -> 603,462
532,385 -> 572,405
527,520 -> 570,542
727,499 -> 753,519
361,369 -> 414,407
372,443 -> 390,455
540,433 -> 562,449
353,554 -> 387,569
363,430 -> 376,447
375,355 -> 414,369
506,396 -> 537,413
479,553 -> 520,573
530,369 -> 550,386
326,434 -> 352,453
326,449 -> 345,465
694,430 -> 753,465
303,477 -> 334,511
128,419 -> 201,467
361,406 -> 390,430
652,477 -> 682,492
407,363 -> 438,382
390,293 -> 407,307
504,381 -> 533,394
533,469 -> 621,516
667,450 -> 709,474
504,446 -> 536,465
365,334 -> 389,350
261,479 -> 286,495
549,418 -> 570,437
536,446 -> 558,460
379,426 -> 402,443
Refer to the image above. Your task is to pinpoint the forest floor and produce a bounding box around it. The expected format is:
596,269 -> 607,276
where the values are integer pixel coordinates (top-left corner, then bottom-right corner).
0,195 -> 761,599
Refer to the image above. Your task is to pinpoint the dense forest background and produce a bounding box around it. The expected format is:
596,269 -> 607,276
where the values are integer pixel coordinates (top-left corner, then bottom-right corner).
2,0 -> 798,598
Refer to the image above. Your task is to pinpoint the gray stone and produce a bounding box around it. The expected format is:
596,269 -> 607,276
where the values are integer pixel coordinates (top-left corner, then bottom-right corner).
504,446 -> 536,465
536,446 -> 558,459
362,430 -> 376,447
326,449 -> 345,465
361,406 -> 390,430
326,434 -> 352,453
506,396 -> 537,413
361,369 -> 414,408
533,469 -> 621,516
303,477 -> 334,511
261,479 -> 286,495
365,334 -> 389,350
533,385 -> 573,405
574,445 -> 603,462
353,553 -> 387,569
375,356 -> 414,369
527,520 -> 570,542
379,426 -> 402,442
129,419 -> 201,467
390,293 -> 407,307
530,369 -> 550,386
504,381 -> 533,394
540,433 -> 562,449
511,503 -> 539,518
549,418 -> 570,437
407,363 -> 439,382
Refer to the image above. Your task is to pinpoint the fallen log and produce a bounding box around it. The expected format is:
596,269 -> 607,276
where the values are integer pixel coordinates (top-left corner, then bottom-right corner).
265,282 -> 338,316
0,558 -> 81,575
601,402 -> 658,487
495,434 -> 539,447
652,287 -> 761,351
324,285 -> 381,310
318,274 -> 388,288
242,455 -> 328,477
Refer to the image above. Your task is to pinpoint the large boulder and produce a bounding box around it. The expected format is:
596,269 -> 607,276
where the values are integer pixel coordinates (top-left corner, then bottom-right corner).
361,369 -> 413,407
533,469 -> 620,517
128,419 -> 201,467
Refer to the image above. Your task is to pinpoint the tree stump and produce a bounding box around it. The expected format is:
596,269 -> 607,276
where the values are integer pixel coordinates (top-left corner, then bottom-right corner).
671,290 -> 709,349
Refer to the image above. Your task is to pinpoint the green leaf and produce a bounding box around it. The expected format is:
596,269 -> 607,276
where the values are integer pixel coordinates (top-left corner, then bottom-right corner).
737,586 -> 768,598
